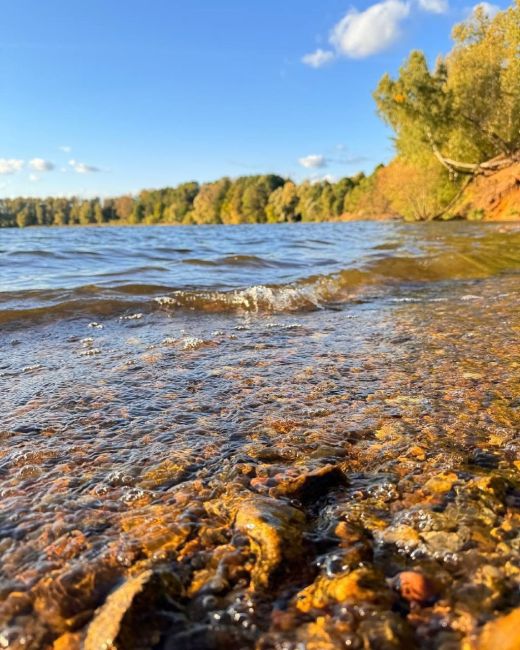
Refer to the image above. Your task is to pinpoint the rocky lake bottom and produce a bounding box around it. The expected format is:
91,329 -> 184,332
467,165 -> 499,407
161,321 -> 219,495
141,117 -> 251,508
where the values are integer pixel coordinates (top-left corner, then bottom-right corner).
0,223 -> 519,649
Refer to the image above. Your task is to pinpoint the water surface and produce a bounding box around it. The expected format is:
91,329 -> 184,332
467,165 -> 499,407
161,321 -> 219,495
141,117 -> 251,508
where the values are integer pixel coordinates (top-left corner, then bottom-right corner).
0,222 -> 519,649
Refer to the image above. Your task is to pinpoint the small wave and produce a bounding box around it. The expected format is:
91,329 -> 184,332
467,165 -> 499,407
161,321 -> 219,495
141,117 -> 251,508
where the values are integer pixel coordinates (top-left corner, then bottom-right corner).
180,254 -> 300,269
1,245 -> 519,326
155,283 -> 327,313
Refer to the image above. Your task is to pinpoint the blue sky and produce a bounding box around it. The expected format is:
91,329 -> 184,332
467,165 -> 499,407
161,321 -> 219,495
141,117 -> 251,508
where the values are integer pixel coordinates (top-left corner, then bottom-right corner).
0,0 -> 504,198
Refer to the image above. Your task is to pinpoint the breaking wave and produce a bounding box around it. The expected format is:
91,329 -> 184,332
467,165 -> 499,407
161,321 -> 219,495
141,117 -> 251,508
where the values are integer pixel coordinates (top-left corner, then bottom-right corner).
2,242 -> 519,327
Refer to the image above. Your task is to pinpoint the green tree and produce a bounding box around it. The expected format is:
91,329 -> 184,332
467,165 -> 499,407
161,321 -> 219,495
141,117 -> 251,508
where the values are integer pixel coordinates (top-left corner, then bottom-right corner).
78,201 -> 95,225
16,203 -> 36,228
266,181 -> 300,222
94,200 -> 105,224
374,2 -> 520,171
188,178 -> 230,224
114,195 -> 134,222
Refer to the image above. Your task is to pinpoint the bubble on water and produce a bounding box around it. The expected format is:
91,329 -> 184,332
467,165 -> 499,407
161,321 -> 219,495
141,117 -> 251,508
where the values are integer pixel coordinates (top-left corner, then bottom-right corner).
162,337 -> 177,345
120,313 -> 143,321
88,322 -> 104,329
182,336 -> 206,350
22,364 -> 42,372
121,487 -> 149,503
92,483 -> 110,495
80,348 -> 101,356
105,470 -> 134,486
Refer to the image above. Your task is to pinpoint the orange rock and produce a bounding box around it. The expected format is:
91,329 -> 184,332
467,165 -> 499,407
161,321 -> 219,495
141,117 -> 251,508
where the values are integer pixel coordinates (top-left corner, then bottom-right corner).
295,568 -> 389,613
475,608 -> 520,650
424,471 -> 458,494
235,495 -> 305,589
393,571 -> 437,605
53,633 -> 81,650
270,465 -> 347,502
334,521 -> 364,544
408,445 -> 426,461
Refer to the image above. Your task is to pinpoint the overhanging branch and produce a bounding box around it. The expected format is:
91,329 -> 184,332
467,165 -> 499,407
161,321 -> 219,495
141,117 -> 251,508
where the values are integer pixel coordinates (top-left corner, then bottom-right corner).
426,129 -> 517,175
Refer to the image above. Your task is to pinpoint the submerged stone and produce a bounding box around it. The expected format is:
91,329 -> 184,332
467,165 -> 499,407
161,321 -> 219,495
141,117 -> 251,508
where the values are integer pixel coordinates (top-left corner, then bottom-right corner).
391,571 -> 437,605
234,495 -> 306,589
270,465 -> 348,503
84,571 -> 153,650
294,568 -> 392,613
471,608 -> 520,650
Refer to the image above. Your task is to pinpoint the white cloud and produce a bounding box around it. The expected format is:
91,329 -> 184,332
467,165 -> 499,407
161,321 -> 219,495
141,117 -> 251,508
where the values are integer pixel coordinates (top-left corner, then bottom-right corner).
418,0 -> 448,12
29,158 -> 55,172
330,0 -> 411,58
302,48 -> 335,68
472,2 -> 499,17
69,159 -> 101,173
311,174 -> 338,184
0,159 -> 24,175
299,154 -> 327,169
29,174 -> 40,182
60,145 -> 72,153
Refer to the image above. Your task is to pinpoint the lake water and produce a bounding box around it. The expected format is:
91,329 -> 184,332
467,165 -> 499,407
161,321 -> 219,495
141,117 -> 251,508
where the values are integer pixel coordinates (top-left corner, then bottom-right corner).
2,221 -> 520,323
0,222 -> 519,649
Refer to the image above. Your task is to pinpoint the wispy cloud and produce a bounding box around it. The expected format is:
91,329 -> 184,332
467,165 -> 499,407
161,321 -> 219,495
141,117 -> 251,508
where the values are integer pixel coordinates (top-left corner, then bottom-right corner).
302,48 -> 335,69
0,159 -> 24,175
59,145 -> 72,153
311,174 -> 338,184
418,0 -> 448,13
29,173 -> 40,182
69,159 -> 101,173
29,158 -> 55,172
299,152 -> 369,170
299,154 -> 328,169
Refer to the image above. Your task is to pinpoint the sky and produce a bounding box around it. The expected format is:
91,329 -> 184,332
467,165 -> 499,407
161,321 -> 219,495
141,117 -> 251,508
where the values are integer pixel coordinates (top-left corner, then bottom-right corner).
0,0 -> 505,198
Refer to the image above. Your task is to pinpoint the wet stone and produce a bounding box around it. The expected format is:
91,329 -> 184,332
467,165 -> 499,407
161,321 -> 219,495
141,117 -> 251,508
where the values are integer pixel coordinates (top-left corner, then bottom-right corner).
270,464 -> 348,503
234,495 -> 306,589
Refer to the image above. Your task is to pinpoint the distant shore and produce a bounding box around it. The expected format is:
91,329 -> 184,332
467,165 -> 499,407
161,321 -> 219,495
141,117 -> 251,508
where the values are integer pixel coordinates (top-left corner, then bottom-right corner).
3,161 -> 519,228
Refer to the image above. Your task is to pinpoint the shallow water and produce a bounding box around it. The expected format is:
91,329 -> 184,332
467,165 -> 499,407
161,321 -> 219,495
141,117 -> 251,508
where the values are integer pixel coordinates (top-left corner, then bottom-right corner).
0,222 -> 519,649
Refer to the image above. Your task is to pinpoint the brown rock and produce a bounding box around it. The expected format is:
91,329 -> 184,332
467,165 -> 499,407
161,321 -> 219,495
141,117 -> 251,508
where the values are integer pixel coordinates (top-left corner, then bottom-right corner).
84,571 -> 153,650
295,568 -> 391,613
235,495 -> 305,589
270,465 -> 347,502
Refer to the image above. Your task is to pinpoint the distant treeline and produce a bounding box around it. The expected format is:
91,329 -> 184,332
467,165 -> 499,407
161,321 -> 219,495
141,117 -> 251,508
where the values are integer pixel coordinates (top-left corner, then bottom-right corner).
0,173 -> 377,228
